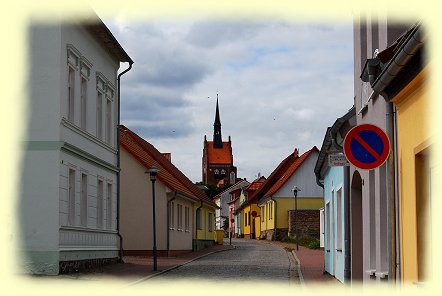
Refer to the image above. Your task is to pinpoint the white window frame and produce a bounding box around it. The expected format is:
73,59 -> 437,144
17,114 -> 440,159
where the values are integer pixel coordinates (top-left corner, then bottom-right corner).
336,186 -> 343,251
177,204 -> 183,231
80,173 -> 88,227
97,179 -> 104,229
67,66 -> 76,123
80,76 -> 88,130
326,202 -> 331,251
106,183 -> 112,229
184,206 -> 190,232
96,90 -> 103,139
68,169 -> 76,226
170,201 -> 175,230
105,97 -> 112,145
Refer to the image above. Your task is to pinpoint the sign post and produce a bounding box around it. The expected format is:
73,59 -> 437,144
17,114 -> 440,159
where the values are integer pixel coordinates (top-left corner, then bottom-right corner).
343,124 -> 390,170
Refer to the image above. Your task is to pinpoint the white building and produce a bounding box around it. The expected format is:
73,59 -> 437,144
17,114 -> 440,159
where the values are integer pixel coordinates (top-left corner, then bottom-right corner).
20,16 -> 132,275
213,179 -> 249,230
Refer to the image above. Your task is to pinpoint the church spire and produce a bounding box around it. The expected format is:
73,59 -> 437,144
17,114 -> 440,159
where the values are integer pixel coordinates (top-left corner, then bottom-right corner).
213,94 -> 223,148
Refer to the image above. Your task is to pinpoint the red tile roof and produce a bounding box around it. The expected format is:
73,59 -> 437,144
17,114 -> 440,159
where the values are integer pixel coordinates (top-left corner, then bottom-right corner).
265,146 -> 319,197
120,125 -> 217,208
206,141 -> 233,164
250,147 -> 319,203
246,176 -> 266,202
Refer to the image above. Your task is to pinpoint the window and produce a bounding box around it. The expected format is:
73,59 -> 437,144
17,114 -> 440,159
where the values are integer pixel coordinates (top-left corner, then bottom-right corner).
245,212 -> 248,226
68,66 -> 75,123
97,180 -> 103,229
105,98 -> 112,145
261,206 -> 264,222
80,173 -> 87,227
68,169 -> 76,226
326,202 -> 330,250
96,92 -> 103,139
170,202 -> 175,229
185,206 -> 190,232
196,208 -> 202,229
208,212 -> 213,232
177,204 -> 183,231
80,77 -> 87,130
106,183 -> 112,229
336,188 -> 342,250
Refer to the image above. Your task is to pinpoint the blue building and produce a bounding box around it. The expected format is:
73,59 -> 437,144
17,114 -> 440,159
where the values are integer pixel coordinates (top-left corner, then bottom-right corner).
314,107 -> 355,283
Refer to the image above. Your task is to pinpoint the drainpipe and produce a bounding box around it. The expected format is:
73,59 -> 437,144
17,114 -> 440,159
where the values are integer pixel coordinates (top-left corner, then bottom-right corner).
386,102 -> 395,283
194,200 -> 203,251
393,105 -> 401,284
116,61 -> 133,262
167,191 -> 177,257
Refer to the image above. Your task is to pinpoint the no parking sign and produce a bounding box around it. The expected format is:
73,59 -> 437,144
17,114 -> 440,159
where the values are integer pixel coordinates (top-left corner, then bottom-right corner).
343,124 -> 390,170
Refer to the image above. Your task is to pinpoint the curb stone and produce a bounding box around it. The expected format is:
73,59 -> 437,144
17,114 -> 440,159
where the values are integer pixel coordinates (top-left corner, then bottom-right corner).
291,250 -> 305,286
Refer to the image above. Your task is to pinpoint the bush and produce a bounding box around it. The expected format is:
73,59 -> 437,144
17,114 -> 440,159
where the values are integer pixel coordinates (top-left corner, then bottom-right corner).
281,233 -> 320,249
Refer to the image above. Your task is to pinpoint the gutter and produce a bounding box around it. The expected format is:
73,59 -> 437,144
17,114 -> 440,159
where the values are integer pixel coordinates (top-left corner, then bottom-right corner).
371,23 -> 424,96
116,61 -> 133,262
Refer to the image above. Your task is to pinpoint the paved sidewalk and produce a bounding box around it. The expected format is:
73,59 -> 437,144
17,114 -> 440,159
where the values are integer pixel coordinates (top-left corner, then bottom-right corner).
256,240 -> 340,285
58,243 -> 235,283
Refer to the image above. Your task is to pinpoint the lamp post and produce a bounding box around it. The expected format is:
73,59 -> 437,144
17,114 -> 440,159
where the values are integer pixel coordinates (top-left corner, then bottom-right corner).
146,166 -> 159,271
291,186 -> 301,251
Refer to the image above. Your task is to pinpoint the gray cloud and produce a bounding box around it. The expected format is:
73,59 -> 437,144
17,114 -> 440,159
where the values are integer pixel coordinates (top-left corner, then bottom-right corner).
109,17 -> 354,181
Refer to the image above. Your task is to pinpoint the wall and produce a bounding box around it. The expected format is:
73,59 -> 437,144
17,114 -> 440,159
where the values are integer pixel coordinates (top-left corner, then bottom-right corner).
323,166 -> 346,283
120,148 -> 168,253
391,69 -> 431,282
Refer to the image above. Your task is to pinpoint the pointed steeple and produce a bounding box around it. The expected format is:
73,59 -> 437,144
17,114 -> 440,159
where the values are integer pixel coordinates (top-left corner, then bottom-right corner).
213,94 -> 223,148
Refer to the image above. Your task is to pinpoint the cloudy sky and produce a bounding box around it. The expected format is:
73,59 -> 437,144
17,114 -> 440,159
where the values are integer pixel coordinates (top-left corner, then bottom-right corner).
103,15 -> 354,183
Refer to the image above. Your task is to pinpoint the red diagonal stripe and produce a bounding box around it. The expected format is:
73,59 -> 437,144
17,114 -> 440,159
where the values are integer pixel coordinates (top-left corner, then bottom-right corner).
353,133 -> 381,160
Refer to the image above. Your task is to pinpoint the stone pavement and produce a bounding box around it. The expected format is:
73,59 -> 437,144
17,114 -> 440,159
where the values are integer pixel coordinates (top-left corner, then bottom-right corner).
58,243 -> 235,283
257,240 -> 340,285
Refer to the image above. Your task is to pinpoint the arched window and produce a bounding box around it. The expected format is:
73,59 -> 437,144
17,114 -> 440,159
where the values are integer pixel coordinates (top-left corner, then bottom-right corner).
214,169 -> 219,179
221,169 -> 226,178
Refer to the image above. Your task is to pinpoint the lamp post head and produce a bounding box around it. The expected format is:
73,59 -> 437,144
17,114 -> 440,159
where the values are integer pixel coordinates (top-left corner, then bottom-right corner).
291,186 -> 301,197
146,166 -> 160,181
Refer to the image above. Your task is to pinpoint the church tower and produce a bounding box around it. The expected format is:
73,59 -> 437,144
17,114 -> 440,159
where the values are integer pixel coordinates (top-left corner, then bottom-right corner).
213,96 -> 223,148
202,96 -> 237,187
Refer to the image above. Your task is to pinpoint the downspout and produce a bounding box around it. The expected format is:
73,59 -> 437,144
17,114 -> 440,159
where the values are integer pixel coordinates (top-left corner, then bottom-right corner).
116,61 -> 133,262
386,102 -> 395,283
393,105 -> 401,284
167,191 -> 177,257
194,200 -> 203,251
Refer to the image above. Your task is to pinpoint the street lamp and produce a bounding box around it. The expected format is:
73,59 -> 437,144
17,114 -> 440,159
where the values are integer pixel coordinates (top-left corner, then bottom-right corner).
291,186 -> 301,251
146,166 -> 159,271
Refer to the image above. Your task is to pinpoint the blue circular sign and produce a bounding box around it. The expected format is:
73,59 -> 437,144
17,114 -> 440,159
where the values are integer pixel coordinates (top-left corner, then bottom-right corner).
344,124 -> 390,170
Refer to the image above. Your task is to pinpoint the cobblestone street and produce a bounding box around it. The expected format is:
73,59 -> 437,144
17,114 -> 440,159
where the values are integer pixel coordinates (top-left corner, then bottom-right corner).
144,239 -> 300,285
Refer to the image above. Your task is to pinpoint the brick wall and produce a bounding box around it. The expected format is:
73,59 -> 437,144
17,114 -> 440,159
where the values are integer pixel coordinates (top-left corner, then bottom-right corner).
288,209 -> 320,238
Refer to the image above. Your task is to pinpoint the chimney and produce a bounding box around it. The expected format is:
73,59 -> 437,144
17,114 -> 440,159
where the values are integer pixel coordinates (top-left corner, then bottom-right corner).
162,153 -> 171,162
294,148 -> 299,157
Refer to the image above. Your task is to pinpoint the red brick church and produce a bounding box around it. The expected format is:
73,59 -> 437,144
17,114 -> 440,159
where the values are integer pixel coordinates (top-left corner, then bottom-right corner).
202,97 -> 237,187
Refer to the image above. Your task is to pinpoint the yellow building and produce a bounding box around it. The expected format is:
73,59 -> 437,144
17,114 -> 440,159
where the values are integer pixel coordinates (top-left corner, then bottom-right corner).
391,64 -> 433,283
255,147 -> 323,240
194,202 -> 217,250
240,176 -> 266,239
